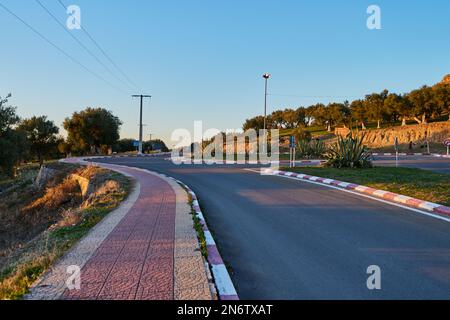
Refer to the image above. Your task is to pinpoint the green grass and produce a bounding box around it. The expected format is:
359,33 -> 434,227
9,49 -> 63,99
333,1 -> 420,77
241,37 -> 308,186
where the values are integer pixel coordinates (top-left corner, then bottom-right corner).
282,166 -> 450,207
280,126 -> 329,138
187,194 -> 208,258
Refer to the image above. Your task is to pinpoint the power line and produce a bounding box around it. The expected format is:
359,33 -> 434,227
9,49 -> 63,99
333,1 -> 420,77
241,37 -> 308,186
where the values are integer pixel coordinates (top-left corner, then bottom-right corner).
0,1 -> 128,94
35,0 -> 133,92
57,0 -> 141,92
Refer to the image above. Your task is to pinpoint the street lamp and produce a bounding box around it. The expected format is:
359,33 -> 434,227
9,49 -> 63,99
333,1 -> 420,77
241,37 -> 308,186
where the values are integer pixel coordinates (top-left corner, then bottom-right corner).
262,73 -> 271,153
263,73 -> 271,133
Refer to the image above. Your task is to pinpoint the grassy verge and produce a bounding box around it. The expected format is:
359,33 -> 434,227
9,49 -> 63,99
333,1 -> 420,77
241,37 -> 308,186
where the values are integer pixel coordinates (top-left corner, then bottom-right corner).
187,194 -> 208,259
282,166 -> 450,207
0,165 -> 131,300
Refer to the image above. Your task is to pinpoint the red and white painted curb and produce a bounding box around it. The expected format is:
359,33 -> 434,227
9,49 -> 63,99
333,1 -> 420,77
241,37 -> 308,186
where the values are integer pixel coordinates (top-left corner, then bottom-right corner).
371,153 -> 450,157
371,153 -> 430,156
167,157 -> 325,166
263,168 -> 450,217
172,179 -> 239,301
432,154 -> 450,158
99,152 -> 171,159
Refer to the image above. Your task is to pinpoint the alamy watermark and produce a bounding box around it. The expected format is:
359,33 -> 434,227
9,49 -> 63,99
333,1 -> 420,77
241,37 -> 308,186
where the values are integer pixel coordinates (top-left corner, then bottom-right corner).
367,5 -> 381,30
170,121 -> 280,167
66,265 -> 81,290
66,5 -> 81,30
366,265 -> 381,290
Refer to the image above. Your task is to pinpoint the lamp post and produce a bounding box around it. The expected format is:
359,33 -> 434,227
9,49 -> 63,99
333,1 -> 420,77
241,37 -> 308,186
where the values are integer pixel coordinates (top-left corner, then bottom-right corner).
263,73 -> 271,133
262,73 -> 271,153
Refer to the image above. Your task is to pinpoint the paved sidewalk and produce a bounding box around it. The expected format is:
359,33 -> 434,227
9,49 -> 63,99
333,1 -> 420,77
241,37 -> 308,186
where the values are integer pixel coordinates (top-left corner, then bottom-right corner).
27,162 -> 213,300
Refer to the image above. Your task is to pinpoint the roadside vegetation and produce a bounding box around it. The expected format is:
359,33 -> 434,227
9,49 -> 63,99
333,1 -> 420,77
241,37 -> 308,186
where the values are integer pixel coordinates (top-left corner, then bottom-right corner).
113,138 -> 169,154
186,194 -> 208,259
324,135 -> 372,168
1,94 -> 123,178
0,162 -> 131,300
283,166 -> 450,207
243,76 -> 450,135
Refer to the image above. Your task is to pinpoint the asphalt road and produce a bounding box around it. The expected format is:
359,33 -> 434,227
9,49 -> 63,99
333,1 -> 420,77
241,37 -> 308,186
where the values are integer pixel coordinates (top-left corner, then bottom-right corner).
373,155 -> 450,174
94,157 -> 450,300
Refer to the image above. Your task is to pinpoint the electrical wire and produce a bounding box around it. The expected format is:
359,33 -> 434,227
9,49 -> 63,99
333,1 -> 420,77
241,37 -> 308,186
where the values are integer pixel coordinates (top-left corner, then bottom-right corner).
0,1 -> 129,95
36,0 -> 134,92
57,0 -> 141,92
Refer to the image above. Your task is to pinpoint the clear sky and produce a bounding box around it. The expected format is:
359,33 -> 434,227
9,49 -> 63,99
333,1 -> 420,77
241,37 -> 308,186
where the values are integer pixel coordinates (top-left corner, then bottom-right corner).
1,0 -> 449,147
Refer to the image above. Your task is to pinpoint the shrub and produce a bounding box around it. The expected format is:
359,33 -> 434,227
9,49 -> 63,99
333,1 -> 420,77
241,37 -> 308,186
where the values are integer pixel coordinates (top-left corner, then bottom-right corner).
297,139 -> 326,159
325,134 -> 372,168
294,127 -> 312,142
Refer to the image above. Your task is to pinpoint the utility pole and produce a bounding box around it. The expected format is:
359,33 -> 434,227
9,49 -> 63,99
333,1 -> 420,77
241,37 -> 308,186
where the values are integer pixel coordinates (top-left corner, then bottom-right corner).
132,94 -> 151,155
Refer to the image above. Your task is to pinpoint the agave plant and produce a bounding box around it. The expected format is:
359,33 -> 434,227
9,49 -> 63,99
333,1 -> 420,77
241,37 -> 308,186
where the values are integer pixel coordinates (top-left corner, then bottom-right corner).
325,134 -> 372,168
297,139 -> 326,159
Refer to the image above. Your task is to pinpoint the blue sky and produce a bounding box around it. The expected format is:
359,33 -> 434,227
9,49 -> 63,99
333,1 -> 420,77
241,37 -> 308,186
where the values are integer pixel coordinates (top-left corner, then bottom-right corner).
1,0 -> 449,146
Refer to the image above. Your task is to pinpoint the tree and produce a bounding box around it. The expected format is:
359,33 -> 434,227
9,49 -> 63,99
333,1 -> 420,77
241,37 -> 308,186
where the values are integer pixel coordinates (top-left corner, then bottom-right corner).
113,139 -> 136,153
143,139 -> 169,152
283,107 -> 308,128
242,115 -> 270,131
63,107 -> 122,154
350,99 -> 367,130
407,86 -> 439,124
384,93 -> 412,126
328,102 -> 350,128
0,94 -> 27,177
308,103 -> 328,129
18,116 -> 60,166
271,110 -> 286,129
433,84 -> 450,120
364,90 -> 389,129
58,140 -> 74,157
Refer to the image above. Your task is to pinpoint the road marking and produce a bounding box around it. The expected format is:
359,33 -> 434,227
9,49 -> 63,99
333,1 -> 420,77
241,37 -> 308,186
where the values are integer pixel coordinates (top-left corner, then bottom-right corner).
243,168 -> 450,223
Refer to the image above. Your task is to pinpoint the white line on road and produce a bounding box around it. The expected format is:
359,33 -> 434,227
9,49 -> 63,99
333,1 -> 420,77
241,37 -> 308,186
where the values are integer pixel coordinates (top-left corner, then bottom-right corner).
243,168 -> 450,223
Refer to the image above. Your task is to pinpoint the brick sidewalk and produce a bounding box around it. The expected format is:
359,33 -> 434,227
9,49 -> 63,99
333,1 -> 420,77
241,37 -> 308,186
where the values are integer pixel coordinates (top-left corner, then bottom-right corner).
27,163 -> 213,300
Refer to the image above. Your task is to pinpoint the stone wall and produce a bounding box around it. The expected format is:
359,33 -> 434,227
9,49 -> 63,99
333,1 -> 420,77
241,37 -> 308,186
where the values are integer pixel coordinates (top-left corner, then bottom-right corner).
360,121 -> 450,148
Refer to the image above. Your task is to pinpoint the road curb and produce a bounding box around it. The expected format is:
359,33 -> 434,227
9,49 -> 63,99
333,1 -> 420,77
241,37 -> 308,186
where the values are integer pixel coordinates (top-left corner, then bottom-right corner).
166,156 -> 325,166
371,153 -> 430,156
263,168 -> 450,217
93,152 -> 171,160
432,154 -> 450,158
371,153 -> 450,157
171,180 -> 239,301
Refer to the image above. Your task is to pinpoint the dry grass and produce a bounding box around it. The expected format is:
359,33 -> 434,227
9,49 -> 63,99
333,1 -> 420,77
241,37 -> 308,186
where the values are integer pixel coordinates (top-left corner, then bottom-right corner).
0,163 -> 131,300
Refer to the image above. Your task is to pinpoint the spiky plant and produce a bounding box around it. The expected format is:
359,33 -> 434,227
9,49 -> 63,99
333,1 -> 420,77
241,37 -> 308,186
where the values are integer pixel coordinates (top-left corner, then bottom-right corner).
325,134 -> 372,168
297,139 -> 326,159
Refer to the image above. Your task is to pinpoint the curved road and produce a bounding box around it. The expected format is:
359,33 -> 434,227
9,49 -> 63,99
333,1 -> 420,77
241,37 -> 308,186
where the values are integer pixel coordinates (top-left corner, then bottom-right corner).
93,157 -> 450,300
373,155 -> 450,174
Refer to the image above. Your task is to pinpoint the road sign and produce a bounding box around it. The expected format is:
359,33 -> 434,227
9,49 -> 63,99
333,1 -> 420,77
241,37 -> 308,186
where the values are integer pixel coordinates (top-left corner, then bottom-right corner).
290,136 -> 296,148
133,140 -> 140,147
444,139 -> 450,147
